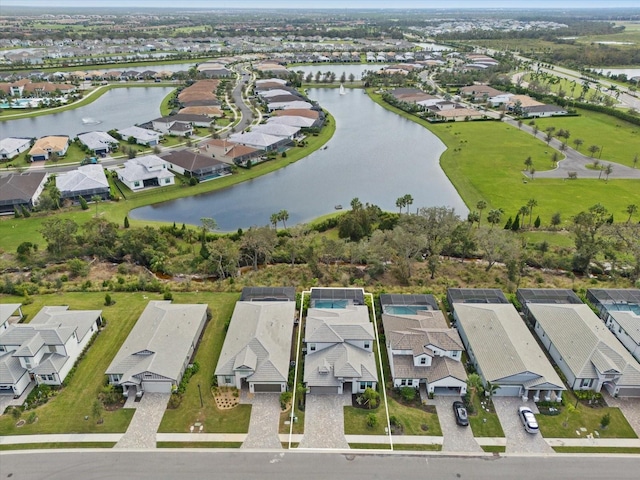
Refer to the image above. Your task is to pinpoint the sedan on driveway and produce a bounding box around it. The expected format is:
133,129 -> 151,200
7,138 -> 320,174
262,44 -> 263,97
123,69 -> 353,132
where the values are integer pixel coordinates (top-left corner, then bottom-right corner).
518,406 -> 539,434
453,400 -> 469,427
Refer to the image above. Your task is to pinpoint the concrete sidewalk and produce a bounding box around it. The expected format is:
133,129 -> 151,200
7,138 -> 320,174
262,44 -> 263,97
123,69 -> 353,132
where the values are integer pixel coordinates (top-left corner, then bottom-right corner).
0,434 -> 123,445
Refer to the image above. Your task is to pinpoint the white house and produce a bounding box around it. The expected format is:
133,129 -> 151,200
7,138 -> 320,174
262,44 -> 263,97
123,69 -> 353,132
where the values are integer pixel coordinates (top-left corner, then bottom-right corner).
529,303 -> 640,397
251,123 -> 301,140
0,306 -> 101,396
267,100 -> 313,112
117,126 -> 161,146
381,295 -> 467,396
116,155 -> 175,191
106,301 -> 208,397
215,287 -> 296,393
453,302 -> 565,402
228,131 -> 290,152
0,171 -> 48,214
0,137 -> 31,160
267,115 -> 316,128
0,304 -> 23,332
77,131 -> 119,156
56,164 -> 110,202
303,290 -> 378,395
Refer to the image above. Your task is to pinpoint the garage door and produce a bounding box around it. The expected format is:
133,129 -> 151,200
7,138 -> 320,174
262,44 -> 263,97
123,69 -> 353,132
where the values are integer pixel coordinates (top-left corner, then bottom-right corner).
253,383 -> 282,393
143,381 -> 172,393
433,386 -> 463,396
492,385 -> 521,397
0,385 -> 13,392
309,386 -> 340,395
616,387 -> 640,398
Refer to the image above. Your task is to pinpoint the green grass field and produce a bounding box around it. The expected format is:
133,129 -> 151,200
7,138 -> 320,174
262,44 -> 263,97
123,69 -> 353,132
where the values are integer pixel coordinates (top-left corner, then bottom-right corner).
344,405 -> 387,435
537,402 -> 637,439
387,397 -> 442,436
467,395 -> 505,438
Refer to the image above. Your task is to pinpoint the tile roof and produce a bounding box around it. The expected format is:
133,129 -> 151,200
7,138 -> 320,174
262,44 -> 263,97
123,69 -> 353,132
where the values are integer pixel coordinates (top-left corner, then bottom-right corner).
0,172 -> 47,204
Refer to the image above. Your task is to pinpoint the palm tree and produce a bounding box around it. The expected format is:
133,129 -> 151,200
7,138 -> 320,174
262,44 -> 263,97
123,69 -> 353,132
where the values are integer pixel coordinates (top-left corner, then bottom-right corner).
396,196 -> 405,214
91,195 -> 102,217
524,156 -> 533,172
476,200 -> 487,227
487,209 -> 503,228
527,198 -> 538,226
270,213 -> 279,230
626,204 -> 638,223
278,209 -> 289,229
633,154 -> 639,169
484,381 -> 500,399
604,163 -> 613,182
49,185 -> 61,210
467,211 -> 480,226
403,194 -> 414,214
466,373 -> 483,403
588,144 -> 600,158
573,138 -> 584,151
519,205 -> 530,225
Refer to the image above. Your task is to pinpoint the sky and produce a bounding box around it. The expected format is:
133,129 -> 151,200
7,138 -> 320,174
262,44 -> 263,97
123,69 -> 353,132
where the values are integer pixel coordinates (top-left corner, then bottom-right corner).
4,0 -> 640,8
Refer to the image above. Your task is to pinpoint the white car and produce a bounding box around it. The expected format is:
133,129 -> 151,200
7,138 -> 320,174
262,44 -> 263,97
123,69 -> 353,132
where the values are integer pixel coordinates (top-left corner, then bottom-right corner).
518,406 -> 539,434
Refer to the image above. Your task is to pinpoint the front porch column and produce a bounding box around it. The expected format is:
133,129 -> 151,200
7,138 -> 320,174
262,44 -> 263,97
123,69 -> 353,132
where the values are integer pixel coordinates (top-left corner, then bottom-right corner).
555,390 -> 562,402
544,390 -> 551,402
533,389 -> 540,402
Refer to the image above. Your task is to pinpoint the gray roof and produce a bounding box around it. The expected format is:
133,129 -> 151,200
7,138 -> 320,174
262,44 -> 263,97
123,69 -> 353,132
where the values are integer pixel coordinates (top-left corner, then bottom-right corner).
304,343 -> 378,387
528,304 -> 640,387
56,164 -> 109,193
252,123 -> 300,138
267,115 -> 316,128
383,312 -> 464,353
117,126 -> 160,143
31,352 -> 69,375
106,301 -> 208,383
305,307 -> 375,344
0,137 -> 31,155
0,172 -> 47,204
0,303 -> 21,327
610,311 -> 640,345
0,352 -> 26,384
215,301 -> 295,383
228,131 -> 284,149
77,131 -> 118,151
454,303 -> 564,389
392,354 -> 467,383
118,155 -> 174,183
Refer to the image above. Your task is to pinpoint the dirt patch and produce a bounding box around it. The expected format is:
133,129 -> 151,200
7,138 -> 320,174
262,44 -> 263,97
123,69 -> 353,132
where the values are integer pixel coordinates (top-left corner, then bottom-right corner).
213,386 -> 240,410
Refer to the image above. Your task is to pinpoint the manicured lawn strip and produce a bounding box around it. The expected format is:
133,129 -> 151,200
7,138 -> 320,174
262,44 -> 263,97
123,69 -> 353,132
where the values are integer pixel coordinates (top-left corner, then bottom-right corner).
280,405 -> 304,435
533,109 -> 640,168
522,230 -> 575,248
0,114 -> 335,252
522,73 -> 598,100
0,442 -> 116,450
156,442 -> 243,448
0,292 -> 155,435
537,403 -> 636,438
481,445 -> 506,453
344,406 -> 387,435
468,395 -> 505,438
387,397 -> 442,436
552,446 -> 640,454
367,90 -> 639,226
158,292 -> 253,433
348,443 -> 392,450
392,444 -> 443,451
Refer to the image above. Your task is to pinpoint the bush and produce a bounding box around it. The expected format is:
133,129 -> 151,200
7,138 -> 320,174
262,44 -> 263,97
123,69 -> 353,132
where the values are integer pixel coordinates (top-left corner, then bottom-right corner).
366,413 -> 378,428
27,412 -> 37,424
399,386 -> 416,402
79,196 -> 89,210
99,384 -> 124,406
279,391 -> 292,410
163,290 -> 173,301
104,293 -> 113,306
600,412 -> 611,429
68,258 -> 89,278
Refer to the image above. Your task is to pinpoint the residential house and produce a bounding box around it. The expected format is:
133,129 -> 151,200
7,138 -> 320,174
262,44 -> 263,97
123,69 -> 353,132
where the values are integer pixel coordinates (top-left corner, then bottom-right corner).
116,155 -> 175,191
449,288 -> 565,402
381,294 -> 467,396
529,303 -> 640,397
0,137 -> 32,160
228,131 -> 291,152
303,288 -> 378,395
458,85 -> 506,102
267,100 -> 313,112
163,149 -> 232,180
151,117 -> 193,137
152,114 -> 212,129
251,123 -> 301,140
516,288 -> 583,318
267,115 -> 316,129
0,171 -> 48,214
199,139 -> 262,167
28,135 -> 69,161
0,304 -> 23,332
0,306 -> 101,397
116,126 -> 161,146
587,289 -> 640,362
521,104 -> 569,118
55,164 -> 110,202
215,287 -> 296,393
105,301 -> 208,397
77,131 -> 119,156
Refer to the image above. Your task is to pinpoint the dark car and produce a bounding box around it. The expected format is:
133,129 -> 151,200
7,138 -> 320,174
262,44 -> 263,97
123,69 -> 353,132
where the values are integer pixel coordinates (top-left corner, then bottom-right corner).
453,400 -> 469,427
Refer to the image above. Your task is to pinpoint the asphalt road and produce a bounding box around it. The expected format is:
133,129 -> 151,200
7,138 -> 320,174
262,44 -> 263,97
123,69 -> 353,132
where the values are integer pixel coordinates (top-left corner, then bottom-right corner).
2,450 -> 640,480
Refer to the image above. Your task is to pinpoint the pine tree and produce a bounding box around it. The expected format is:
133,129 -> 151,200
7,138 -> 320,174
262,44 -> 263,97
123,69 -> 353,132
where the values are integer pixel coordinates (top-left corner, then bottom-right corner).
79,196 -> 89,210
511,214 -> 520,231
534,216 -> 541,228
124,216 -> 130,228
504,217 -> 513,230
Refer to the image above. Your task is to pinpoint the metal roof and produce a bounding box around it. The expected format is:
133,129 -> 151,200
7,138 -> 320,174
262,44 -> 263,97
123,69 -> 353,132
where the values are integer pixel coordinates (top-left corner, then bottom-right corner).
379,294 -> 439,311
588,289 -> 640,306
447,288 -> 509,304
310,288 -> 364,305
240,287 -> 296,302
517,289 -> 583,305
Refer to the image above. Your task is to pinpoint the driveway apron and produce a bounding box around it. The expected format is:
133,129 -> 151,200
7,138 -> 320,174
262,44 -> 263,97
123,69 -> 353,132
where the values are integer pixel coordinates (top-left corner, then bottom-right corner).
605,393 -> 640,437
492,397 -> 553,454
433,397 -> 482,453
115,393 -> 170,449
299,394 -> 350,449
241,393 -> 282,449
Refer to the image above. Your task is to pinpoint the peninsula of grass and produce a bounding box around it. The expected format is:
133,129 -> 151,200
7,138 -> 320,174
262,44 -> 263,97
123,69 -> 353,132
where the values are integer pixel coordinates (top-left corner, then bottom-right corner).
0,114 -> 335,252
367,90 -> 639,225
158,292 -> 253,434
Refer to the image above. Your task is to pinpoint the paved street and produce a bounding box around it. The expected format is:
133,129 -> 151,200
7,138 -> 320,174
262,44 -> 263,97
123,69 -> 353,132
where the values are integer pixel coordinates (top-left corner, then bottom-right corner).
241,393 -> 282,449
492,397 -> 553,454
299,394 -> 351,449
433,397 -> 483,453
114,393 -> 170,449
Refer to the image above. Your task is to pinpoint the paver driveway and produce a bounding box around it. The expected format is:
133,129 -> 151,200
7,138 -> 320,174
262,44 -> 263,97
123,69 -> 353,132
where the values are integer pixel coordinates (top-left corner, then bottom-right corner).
492,397 -> 553,454
299,394 -> 351,449
115,393 -> 170,449
241,393 -> 282,449
605,393 -> 640,437
433,397 -> 482,453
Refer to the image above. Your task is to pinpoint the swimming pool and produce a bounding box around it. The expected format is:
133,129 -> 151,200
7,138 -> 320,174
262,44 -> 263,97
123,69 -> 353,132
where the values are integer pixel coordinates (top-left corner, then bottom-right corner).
313,300 -> 348,309
384,305 -> 431,315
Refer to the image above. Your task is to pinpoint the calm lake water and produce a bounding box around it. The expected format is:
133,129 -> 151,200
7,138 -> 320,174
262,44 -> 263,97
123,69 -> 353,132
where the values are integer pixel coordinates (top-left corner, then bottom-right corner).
0,87 -> 173,139
596,67 -> 640,79
130,86 -> 468,230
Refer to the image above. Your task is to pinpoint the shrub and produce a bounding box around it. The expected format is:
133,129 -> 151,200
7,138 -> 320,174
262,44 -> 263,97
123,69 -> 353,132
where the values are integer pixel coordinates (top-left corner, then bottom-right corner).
27,412 -> 37,424
163,290 -> 173,301
68,258 -> 89,278
366,413 -> 378,428
279,391 -> 292,410
104,293 -> 113,306
600,412 -> 611,429
399,386 -> 416,402
99,384 -> 123,406
79,196 -> 89,210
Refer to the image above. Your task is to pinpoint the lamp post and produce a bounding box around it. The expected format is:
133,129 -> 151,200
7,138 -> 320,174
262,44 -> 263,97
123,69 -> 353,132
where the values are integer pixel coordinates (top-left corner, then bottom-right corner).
198,383 -> 203,408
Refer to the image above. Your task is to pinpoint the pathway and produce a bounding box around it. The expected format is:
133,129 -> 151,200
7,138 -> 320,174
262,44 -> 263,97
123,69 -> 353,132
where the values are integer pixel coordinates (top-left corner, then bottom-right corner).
433,397 -> 483,453
241,393 -> 282,449
298,394 -> 351,449
492,397 -> 554,454
114,393 -> 170,449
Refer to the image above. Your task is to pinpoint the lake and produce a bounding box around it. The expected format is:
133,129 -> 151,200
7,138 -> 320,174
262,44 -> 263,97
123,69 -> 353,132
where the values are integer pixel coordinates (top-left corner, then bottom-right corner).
130,86 -> 468,230
0,87 -> 173,139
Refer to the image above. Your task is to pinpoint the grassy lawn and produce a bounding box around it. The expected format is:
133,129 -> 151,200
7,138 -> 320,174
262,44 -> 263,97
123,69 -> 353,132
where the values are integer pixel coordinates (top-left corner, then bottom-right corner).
482,445 -> 506,453
156,441 -> 243,448
344,405 -> 387,435
468,395 -> 505,438
279,404 -> 305,435
522,74 -> 598,100
0,442 -> 116,450
387,397 -> 442,436
522,230 -> 575,248
391,444 -> 442,451
552,446 -> 640,454
0,292 -> 157,435
348,443 -> 392,450
158,292 -> 253,434
368,91 -> 639,227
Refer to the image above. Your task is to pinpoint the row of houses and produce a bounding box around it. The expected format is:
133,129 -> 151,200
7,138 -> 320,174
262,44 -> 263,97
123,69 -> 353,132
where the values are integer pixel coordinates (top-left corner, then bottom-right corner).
458,84 -> 569,118
389,88 -> 486,122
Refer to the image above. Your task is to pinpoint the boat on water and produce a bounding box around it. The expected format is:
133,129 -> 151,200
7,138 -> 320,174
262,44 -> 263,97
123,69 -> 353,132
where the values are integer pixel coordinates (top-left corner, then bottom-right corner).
334,205 -> 343,210
339,84 -> 346,95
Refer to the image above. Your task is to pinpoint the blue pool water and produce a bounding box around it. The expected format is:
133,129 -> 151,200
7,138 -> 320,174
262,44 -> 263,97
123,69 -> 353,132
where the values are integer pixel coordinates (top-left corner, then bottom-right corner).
384,305 -> 430,315
607,304 -> 640,315
313,300 -> 348,309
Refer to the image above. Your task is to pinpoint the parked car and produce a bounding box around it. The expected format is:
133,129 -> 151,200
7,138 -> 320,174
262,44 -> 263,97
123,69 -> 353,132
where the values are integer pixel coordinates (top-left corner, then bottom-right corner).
518,406 -> 539,434
453,400 -> 469,427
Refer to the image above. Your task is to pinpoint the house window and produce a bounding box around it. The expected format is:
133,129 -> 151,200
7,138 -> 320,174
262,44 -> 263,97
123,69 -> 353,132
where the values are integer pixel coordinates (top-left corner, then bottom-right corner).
164,178 -> 170,184
581,378 -> 593,388
24,359 -> 32,369
224,376 -> 233,384
134,181 -> 140,187
360,382 -> 373,390
0,346 -> 5,352
309,344 -> 316,352
420,357 -> 427,365
364,342 -> 370,349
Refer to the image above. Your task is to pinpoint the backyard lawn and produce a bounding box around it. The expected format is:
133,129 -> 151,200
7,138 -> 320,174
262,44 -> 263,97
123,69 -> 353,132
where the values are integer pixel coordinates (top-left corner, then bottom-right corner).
158,291 -> 253,433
